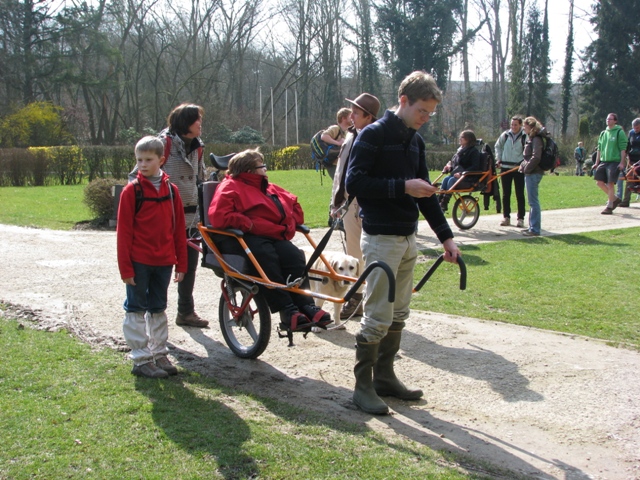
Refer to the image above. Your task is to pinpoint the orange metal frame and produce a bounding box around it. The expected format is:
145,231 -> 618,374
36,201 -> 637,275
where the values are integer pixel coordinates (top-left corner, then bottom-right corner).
196,223 -> 357,308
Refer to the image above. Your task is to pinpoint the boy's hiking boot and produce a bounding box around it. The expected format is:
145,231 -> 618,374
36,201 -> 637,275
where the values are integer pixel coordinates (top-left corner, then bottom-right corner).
516,219 -> 525,228
499,217 -> 510,226
601,207 -> 613,215
176,311 -> 209,328
155,355 -> 178,376
132,362 -> 169,379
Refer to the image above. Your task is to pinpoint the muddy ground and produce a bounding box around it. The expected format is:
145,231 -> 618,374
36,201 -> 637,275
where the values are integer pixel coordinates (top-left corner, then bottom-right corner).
1,205 -> 639,479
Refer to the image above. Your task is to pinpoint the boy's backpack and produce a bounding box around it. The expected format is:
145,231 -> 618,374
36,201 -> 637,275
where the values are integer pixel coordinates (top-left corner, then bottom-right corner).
310,130 -> 339,170
132,177 -> 176,215
538,136 -> 560,171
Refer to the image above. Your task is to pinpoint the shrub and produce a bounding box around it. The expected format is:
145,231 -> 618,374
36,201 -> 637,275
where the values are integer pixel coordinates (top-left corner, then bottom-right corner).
108,146 -> 135,179
31,149 -> 49,186
83,146 -> 110,182
0,102 -> 74,147
267,146 -> 302,170
229,126 -> 265,144
84,178 -> 121,220
41,146 -> 83,185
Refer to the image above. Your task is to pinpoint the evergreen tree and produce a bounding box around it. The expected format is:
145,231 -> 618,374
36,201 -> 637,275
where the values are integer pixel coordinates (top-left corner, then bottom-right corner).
560,0 -> 575,138
580,0 -> 640,127
523,3 -> 552,123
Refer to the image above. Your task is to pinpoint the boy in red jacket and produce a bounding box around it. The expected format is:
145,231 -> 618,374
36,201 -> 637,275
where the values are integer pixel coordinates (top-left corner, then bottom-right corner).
117,136 -> 188,378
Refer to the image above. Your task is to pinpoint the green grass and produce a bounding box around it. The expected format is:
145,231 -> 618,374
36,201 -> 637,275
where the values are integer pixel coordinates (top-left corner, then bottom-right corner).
413,227 -> 640,348
0,184 -> 92,230
0,317 -> 499,480
0,169 -> 618,230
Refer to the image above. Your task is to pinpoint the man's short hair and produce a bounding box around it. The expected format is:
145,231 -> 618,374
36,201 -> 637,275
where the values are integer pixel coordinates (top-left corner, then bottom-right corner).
607,113 -> 618,122
228,149 -> 263,177
511,116 -> 523,125
337,108 -> 351,123
398,71 -> 443,104
135,136 -> 164,158
632,118 -> 640,127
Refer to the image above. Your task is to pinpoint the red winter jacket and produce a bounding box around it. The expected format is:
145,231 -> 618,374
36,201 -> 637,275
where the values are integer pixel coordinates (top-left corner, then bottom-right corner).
117,171 -> 188,280
209,173 -> 304,240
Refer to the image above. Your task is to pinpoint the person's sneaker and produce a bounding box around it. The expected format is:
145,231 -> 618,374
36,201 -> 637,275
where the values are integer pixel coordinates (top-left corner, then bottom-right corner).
155,355 -> 178,376
132,362 -> 169,379
340,294 -> 364,320
612,197 -> 622,210
176,312 -> 209,327
279,304 -> 313,331
300,304 -> 332,328
500,217 -> 510,226
601,207 -> 613,215
516,219 -> 525,228
521,230 -> 540,236
619,201 -> 630,207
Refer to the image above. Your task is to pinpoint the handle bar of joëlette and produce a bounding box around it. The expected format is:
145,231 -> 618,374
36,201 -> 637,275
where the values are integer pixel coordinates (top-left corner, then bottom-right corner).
339,260 -> 396,304
413,254 -> 466,292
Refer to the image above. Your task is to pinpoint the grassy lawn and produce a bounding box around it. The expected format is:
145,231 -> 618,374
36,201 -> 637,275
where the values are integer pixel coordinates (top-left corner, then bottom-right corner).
0,317 -> 498,480
0,184 -> 91,230
0,168 -> 620,230
412,227 -> 640,348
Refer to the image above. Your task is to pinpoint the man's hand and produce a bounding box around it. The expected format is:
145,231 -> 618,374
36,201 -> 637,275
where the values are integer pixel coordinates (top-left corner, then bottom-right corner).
442,238 -> 461,264
123,277 -> 136,286
174,272 -> 185,283
405,179 -> 437,198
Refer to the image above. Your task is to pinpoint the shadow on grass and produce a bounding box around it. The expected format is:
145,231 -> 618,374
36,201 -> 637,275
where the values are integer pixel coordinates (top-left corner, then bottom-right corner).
134,375 -> 257,479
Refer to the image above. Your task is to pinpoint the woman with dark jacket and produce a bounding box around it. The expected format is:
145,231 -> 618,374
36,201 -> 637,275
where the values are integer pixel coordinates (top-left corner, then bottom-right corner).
208,149 -> 331,331
439,130 -> 481,211
519,116 -> 548,236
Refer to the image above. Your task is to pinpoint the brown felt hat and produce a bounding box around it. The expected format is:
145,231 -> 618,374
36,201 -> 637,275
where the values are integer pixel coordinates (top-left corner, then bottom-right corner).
345,93 -> 381,120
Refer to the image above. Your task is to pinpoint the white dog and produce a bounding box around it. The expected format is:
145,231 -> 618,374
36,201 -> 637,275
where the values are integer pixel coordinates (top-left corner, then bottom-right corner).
304,250 -> 360,331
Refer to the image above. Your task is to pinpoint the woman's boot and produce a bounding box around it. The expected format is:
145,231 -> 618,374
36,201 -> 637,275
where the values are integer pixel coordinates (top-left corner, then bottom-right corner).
353,335 -> 389,415
373,322 -> 423,400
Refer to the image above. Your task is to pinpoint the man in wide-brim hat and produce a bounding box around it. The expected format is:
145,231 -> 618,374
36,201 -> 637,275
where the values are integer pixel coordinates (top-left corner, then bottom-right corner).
329,92 -> 381,321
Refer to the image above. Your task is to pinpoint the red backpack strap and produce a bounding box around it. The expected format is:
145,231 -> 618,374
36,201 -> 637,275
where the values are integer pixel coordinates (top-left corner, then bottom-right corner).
163,136 -> 172,162
197,145 -> 203,162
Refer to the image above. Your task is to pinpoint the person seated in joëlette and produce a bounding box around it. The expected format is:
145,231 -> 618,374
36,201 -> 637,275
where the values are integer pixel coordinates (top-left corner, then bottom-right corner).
208,149 -> 332,331
438,130 -> 482,211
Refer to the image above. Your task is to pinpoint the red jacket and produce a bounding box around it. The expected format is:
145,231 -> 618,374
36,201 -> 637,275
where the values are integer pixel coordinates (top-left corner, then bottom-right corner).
117,171 -> 188,280
209,173 -> 304,240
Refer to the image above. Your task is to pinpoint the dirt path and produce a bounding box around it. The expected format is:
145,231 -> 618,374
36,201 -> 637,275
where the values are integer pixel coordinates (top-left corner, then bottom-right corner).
1,205 -> 639,479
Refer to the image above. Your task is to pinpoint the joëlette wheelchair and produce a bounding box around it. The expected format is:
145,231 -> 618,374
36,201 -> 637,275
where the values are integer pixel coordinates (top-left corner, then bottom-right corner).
433,144 -> 518,230
188,153 -> 466,359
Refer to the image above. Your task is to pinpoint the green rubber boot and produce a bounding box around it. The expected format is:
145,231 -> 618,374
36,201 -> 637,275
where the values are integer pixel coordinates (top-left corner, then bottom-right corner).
373,323 -> 423,400
353,335 -> 389,415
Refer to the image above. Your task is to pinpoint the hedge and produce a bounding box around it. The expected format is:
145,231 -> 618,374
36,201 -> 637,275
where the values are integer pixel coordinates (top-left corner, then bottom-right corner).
0,139 -> 576,187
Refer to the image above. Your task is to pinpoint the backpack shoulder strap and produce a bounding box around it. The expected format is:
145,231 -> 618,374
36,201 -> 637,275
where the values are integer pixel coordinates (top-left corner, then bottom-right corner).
163,136 -> 172,162
132,178 -> 144,214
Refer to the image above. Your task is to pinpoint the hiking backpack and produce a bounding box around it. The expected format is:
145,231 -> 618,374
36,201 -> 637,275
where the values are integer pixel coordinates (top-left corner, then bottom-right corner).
310,130 -> 339,171
132,177 -> 176,214
538,136 -> 560,171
